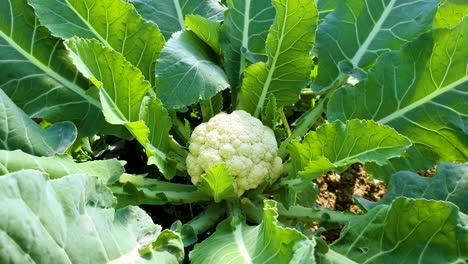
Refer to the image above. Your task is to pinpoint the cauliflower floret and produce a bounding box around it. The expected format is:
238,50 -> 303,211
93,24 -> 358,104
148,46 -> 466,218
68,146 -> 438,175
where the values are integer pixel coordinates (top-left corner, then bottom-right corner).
186,110 -> 283,196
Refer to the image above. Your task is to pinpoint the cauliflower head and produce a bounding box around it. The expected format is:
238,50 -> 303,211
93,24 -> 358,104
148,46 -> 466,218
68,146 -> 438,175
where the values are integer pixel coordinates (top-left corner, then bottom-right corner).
186,110 -> 283,195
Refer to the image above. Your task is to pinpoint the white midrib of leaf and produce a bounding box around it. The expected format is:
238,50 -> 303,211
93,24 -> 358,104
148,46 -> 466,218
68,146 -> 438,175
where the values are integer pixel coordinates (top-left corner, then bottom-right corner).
253,1 -> 289,118
0,31 -> 101,108
109,245 -> 141,264
377,76 -> 468,124
233,224 -> 253,264
173,0 -> 186,30
324,249 -> 359,264
64,0 -> 113,50
350,0 -> 397,67
333,146 -> 401,166
238,0 -> 252,81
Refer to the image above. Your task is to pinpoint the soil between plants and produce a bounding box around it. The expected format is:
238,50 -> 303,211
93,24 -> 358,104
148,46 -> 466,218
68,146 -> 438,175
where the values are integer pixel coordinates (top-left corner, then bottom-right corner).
315,163 -> 387,243
315,163 -> 438,243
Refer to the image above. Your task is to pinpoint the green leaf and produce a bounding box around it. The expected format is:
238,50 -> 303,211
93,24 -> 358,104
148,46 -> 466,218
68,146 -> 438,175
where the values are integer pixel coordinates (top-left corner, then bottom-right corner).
64,37 -> 149,124
220,0 -> 276,88
0,89 -> 76,156
328,21 -> 468,177
0,170 -> 184,263
313,0 -> 440,91
355,162 -> 468,214
186,14 -> 222,55
317,0 -> 336,22
130,0 -> 226,39
289,120 -> 411,180
0,0 -> 110,136
140,96 -> 175,179
198,163 -> 238,202
237,0 -> 318,117
434,0 -> 468,29
155,31 -> 229,109
27,0 -> 164,85
319,198 -> 468,263
0,149 -> 123,183
190,200 -> 312,263
64,37 -> 175,178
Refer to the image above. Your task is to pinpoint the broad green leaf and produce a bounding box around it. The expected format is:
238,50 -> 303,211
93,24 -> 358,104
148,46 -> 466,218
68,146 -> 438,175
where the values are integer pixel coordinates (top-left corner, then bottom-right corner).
0,149 -> 123,183
313,0 -> 440,92
328,21 -> 468,177
130,0 -> 226,39
319,198 -> 468,263
0,170 -> 184,263
289,120 -> 411,180
434,0 -> 468,29
190,200 -> 313,263
317,0 -> 336,22
355,162 -> 468,214
0,89 -> 76,156
186,14 -> 222,55
0,0 -> 110,136
64,38 -> 175,178
28,0 -> 164,85
198,163 -> 238,202
237,0 -> 318,117
155,31 -> 229,109
65,38 -> 149,124
140,96 -> 176,179
220,0 -> 275,87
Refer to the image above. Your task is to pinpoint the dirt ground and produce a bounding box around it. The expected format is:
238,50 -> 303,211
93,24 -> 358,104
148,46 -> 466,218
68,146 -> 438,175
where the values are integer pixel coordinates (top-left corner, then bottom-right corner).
315,163 -> 386,214
314,163 -> 387,242
315,163 -> 439,242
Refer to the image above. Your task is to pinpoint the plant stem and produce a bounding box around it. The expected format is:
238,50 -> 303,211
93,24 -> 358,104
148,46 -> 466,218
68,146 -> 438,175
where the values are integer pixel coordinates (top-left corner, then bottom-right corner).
278,98 -> 325,159
199,98 -> 215,122
186,203 -> 226,235
279,108 -> 292,136
109,175 -> 211,206
277,203 -> 355,224
240,197 -> 264,224
170,110 -> 190,144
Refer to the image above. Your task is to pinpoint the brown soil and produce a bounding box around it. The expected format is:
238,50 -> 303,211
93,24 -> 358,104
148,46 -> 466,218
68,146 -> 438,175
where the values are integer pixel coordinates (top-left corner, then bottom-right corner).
315,163 -> 386,213
314,163 -> 387,243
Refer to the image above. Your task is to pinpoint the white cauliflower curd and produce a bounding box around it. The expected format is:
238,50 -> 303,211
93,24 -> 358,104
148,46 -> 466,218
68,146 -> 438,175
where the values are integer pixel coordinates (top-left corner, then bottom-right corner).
186,110 -> 283,196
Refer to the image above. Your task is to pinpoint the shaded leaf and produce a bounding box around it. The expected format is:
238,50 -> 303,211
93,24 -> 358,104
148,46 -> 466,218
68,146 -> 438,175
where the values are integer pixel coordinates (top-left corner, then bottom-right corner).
313,0 -> 439,91
155,31 -> 229,109
355,162 -> 468,214
328,21 -> 468,178
317,0 -> 337,22
130,0 -> 226,39
186,14 -> 222,55
0,0 -> 109,136
0,89 -> 76,156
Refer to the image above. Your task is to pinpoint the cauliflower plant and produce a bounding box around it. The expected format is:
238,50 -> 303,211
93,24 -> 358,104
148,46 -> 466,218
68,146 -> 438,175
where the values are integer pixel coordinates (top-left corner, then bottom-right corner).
186,110 -> 283,196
